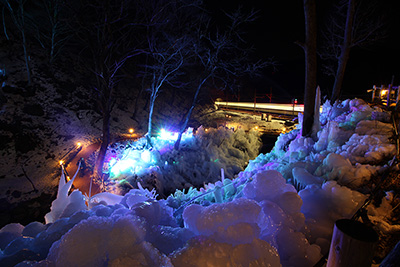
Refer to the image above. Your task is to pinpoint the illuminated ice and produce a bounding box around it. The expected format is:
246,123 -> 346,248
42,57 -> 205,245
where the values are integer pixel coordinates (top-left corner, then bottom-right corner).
1,98 -> 398,266
110,158 -> 136,176
141,150 -> 152,163
159,127 -> 193,142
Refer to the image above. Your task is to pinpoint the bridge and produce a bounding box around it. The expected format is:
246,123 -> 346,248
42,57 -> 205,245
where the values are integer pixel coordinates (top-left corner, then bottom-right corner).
215,101 -> 306,116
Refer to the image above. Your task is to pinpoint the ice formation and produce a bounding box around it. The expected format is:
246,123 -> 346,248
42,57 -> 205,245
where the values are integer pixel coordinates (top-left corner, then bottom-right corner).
246,98 -> 395,189
103,126 -> 261,196
45,163 -> 86,224
0,166 -> 323,266
0,98 -> 398,266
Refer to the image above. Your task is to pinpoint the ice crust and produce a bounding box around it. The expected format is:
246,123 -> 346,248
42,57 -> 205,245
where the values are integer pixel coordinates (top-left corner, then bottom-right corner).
0,98 -> 398,266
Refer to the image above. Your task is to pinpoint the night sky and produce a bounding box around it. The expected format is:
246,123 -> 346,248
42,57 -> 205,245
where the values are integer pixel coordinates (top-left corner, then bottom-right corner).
206,0 -> 400,103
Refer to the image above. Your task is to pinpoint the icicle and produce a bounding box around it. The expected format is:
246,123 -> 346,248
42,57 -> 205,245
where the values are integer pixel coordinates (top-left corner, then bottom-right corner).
45,161 -> 82,224
214,186 -> 223,203
57,166 -> 66,197
221,168 -> 225,197
311,86 -> 321,140
137,181 -> 144,191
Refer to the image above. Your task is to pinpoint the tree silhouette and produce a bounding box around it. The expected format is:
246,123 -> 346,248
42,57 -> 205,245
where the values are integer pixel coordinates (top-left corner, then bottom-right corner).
1,0 -> 32,84
174,7 -> 271,150
320,0 -> 386,102
299,0 -> 317,137
71,0 -> 140,182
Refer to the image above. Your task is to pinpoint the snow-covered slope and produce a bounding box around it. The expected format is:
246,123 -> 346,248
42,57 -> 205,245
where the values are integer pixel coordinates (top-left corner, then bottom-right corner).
1,98 -> 399,266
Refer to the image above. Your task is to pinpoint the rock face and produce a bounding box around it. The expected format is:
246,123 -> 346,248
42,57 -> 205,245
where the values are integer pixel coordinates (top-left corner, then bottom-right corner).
23,104 -> 45,117
0,192 -> 55,229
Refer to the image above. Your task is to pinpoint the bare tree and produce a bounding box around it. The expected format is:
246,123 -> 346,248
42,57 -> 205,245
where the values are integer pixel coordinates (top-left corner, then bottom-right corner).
144,43 -> 186,146
40,0 -> 70,64
71,0 -> 140,181
320,0 -> 386,102
174,8 -> 271,150
136,0 -> 195,147
1,0 -> 32,84
298,0 -> 317,137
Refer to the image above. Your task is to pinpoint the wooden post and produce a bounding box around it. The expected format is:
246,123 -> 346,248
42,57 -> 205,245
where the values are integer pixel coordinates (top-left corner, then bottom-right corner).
387,84 -> 392,108
327,219 -> 378,267
372,85 -> 376,102
396,86 -> 400,105
261,113 -> 266,120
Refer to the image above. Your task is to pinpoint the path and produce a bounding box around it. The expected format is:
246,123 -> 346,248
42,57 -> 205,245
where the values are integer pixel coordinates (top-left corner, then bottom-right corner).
66,142 -> 101,197
64,133 -> 139,197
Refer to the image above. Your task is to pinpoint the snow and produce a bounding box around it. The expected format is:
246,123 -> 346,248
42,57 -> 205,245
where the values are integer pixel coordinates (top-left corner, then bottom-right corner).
0,98 -> 399,266
102,126 -> 262,197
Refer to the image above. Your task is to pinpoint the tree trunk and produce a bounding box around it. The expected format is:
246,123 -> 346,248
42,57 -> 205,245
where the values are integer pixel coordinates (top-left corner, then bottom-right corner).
21,30 -> 31,85
50,26 -> 56,64
331,0 -> 356,103
174,104 -> 194,150
302,0 -> 317,137
2,7 -> 9,40
94,110 -> 110,181
20,4 -> 31,85
175,79 -> 204,150
147,90 -> 157,147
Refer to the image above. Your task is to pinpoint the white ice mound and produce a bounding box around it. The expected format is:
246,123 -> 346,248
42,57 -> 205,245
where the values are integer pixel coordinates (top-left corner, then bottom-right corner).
171,237 -> 281,267
45,164 -> 87,224
243,170 -> 296,201
183,198 -> 261,241
46,215 -> 172,266
292,167 -> 324,188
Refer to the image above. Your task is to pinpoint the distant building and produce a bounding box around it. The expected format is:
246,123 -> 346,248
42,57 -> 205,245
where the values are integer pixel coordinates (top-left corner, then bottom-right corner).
369,85 -> 400,107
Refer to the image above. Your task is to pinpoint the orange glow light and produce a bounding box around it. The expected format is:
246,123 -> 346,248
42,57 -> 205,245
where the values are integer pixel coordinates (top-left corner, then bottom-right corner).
59,160 -> 64,165
77,142 -> 82,147
129,128 -> 134,134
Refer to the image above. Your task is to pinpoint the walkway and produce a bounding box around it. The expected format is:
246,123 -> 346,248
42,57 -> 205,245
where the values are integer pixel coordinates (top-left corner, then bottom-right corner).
64,133 -> 139,197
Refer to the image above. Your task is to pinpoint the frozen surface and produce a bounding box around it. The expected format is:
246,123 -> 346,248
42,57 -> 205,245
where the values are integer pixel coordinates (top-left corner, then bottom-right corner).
0,98 -> 399,266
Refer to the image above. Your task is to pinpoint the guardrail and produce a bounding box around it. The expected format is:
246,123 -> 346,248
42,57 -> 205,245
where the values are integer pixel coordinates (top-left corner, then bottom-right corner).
215,101 -> 323,116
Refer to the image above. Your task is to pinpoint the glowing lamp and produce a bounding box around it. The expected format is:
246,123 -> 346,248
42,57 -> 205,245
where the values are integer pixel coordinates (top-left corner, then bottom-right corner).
141,150 -> 152,163
110,158 -> 135,176
254,126 -> 259,130
129,128 -> 134,134
77,142 -> 82,147
59,160 -> 64,165
109,158 -> 117,166
159,128 -> 175,141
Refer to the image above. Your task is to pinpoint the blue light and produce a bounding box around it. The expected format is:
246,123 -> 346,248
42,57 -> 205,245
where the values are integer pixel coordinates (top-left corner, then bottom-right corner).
110,158 -> 135,177
141,150 -> 152,163
159,128 -> 193,142
159,128 -> 177,141
109,158 -> 117,166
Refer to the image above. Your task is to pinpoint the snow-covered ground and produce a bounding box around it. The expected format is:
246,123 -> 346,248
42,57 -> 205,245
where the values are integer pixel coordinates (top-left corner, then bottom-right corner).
1,98 -> 399,266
